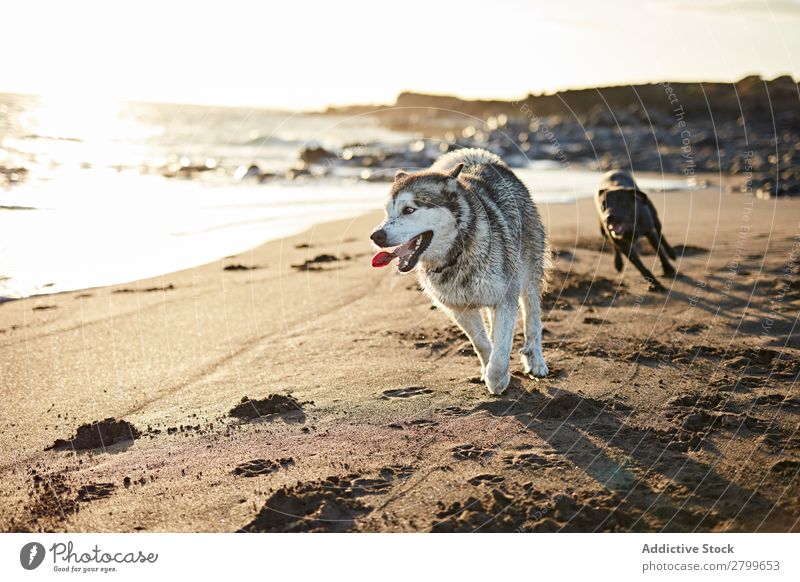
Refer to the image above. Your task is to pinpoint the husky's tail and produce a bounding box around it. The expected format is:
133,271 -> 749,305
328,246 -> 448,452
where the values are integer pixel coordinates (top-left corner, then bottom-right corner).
431,148 -> 506,173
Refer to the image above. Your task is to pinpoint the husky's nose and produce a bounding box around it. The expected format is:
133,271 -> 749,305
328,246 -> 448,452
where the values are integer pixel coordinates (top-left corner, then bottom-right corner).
370,229 -> 388,247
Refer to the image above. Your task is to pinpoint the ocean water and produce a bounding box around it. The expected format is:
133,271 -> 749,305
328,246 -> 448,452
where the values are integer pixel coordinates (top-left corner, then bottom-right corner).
0,94 -> 696,299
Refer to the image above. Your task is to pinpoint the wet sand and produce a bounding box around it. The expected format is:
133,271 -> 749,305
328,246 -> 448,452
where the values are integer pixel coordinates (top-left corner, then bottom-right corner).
1,179 -> 798,532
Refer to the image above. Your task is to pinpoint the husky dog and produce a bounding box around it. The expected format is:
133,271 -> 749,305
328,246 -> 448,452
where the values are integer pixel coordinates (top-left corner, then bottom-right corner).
596,170 -> 677,291
370,148 -> 551,395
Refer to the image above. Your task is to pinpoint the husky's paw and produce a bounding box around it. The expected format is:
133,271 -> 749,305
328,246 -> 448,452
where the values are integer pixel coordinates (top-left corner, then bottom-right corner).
484,364 -> 510,396
528,358 -> 549,378
520,348 -> 549,378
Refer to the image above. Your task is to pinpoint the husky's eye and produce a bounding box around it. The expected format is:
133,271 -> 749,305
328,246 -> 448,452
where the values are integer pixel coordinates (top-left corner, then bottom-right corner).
402,207 -> 416,215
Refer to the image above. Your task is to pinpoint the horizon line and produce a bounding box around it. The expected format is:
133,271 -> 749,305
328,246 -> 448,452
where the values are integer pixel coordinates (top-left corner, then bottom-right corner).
0,72 -> 795,113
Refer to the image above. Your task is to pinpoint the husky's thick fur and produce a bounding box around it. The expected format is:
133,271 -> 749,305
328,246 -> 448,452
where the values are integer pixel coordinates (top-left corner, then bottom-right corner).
596,170 -> 677,291
370,148 -> 551,395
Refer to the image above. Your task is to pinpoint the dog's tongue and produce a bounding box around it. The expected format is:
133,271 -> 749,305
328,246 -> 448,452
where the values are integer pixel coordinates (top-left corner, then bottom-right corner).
371,239 -> 416,268
372,251 -> 396,268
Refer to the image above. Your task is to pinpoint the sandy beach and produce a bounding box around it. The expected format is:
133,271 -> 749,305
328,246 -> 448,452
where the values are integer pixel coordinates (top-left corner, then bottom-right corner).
1,177 -> 798,533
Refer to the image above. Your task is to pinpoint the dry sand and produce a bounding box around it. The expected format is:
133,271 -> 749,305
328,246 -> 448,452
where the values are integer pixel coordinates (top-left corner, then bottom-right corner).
1,178 -> 798,532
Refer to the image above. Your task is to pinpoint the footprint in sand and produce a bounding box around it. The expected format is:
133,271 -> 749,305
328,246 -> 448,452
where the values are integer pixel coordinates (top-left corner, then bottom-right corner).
503,452 -> 564,469
675,322 -> 708,334
241,466 -> 414,532
381,386 -> 434,399
405,418 -> 438,427
229,394 -> 307,420
468,474 -> 505,486
437,405 -> 470,417
451,444 -> 496,461
233,458 -> 294,477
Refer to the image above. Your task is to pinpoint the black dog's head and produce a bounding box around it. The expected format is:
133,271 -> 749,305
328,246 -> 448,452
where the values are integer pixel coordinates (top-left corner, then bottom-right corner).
601,190 -> 638,241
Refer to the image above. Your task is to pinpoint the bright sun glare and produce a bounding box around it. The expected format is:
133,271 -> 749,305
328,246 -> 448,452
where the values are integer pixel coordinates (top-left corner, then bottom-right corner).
1,0 -> 799,108
32,97 -> 123,141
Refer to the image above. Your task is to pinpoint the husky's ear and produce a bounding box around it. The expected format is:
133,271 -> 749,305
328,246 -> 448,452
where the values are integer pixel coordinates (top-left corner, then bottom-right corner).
447,163 -> 464,180
394,170 -> 409,181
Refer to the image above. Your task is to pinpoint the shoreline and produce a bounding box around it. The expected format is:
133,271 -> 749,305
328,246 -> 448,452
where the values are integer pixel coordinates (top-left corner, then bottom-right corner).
0,166 -> 709,302
1,183 -> 798,533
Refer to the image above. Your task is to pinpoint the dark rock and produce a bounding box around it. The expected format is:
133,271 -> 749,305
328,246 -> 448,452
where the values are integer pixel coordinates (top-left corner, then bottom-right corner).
291,254 -> 343,271
285,166 -> 312,180
299,145 -> 336,166
47,418 -> 141,451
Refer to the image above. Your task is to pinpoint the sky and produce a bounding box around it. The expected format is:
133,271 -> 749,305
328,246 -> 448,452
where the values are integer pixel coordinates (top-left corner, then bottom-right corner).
2,0 -> 799,109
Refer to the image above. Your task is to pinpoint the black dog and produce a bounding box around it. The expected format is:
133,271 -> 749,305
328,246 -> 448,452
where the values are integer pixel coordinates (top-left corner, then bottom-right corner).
596,170 -> 677,291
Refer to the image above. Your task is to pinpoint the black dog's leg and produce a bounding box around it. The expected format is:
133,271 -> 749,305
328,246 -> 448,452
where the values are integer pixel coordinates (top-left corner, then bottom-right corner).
622,242 -> 664,292
613,245 -> 624,272
658,231 -> 677,260
600,223 -> 625,272
641,193 -> 677,260
646,229 -> 676,277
